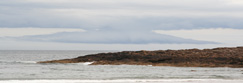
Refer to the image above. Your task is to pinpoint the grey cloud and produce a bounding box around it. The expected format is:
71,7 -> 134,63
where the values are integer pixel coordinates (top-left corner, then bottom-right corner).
1,11 -> 243,30
1,0 -> 243,30
0,0 -> 241,11
1,0 -> 238,44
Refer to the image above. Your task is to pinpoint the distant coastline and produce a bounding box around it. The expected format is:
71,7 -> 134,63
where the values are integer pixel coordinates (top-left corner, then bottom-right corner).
39,46 -> 243,67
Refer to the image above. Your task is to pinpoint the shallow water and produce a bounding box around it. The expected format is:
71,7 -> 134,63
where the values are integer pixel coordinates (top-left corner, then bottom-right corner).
0,50 -> 243,82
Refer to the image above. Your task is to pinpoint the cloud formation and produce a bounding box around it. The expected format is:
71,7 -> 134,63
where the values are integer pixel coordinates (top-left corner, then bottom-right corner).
1,0 -> 243,30
0,0 -> 242,47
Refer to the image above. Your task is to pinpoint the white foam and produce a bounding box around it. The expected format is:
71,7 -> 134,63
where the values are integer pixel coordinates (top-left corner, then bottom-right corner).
15,61 -> 37,64
1,79 -> 243,83
73,62 -> 94,65
0,60 -> 37,64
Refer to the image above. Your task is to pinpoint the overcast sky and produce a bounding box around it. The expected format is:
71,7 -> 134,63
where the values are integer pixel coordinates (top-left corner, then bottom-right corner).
0,0 -> 243,50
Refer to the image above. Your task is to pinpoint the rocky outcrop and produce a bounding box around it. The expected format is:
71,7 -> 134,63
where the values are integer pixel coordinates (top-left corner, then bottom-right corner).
38,47 -> 243,67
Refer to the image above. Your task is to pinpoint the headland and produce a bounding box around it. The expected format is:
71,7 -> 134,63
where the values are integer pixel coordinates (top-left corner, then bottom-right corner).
38,47 -> 243,67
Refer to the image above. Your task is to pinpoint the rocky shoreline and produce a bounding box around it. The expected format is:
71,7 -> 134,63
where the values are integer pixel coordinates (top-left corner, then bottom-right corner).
38,47 -> 243,67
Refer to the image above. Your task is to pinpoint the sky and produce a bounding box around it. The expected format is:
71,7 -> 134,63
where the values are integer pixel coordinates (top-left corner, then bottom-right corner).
0,0 -> 243,50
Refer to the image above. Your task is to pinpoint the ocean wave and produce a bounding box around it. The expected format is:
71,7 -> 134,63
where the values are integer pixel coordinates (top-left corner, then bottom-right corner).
15,61 -> 37,64
0,60 -> 37,64
71,62 -> 94,65
0,79 -> 243,83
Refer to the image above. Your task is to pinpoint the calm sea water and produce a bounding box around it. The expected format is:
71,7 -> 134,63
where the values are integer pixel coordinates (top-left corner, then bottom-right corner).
1,50 -> 243,83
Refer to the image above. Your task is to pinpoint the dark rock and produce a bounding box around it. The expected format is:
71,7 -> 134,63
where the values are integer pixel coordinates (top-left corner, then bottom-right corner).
38,47 -> 243,67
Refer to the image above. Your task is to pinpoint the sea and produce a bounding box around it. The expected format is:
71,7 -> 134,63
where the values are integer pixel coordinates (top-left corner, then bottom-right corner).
1,50 -> 243,83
